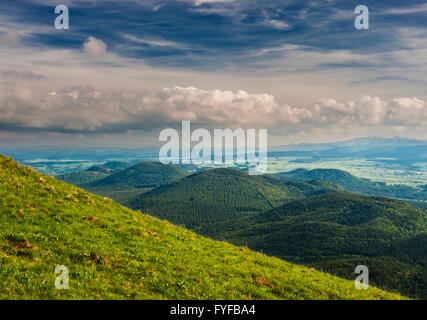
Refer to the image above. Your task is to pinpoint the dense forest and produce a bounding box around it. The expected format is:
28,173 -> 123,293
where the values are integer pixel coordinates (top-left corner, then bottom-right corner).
126,168 -> 343,228
203,193 -> 427,298
81,162 -> 189,191
57,161 -> 132,185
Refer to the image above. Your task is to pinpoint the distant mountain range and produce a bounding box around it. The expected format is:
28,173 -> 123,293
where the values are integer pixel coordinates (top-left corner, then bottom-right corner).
4,136 -> 426,163
270,137 -> 427,152
269,136 -> 427,163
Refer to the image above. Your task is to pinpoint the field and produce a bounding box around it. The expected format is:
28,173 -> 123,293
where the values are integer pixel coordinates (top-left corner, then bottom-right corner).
267,157 -> 427,187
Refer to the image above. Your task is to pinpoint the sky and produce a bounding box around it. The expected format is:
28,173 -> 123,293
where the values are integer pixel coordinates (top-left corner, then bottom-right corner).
0,0 -> 426,147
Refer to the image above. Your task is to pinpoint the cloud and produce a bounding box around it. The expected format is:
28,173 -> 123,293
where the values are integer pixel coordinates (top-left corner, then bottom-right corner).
121,34 -> 185,48
0,0 -> 426,145
388,97 -> 426,125
0,30 -> 19,45
83,37 -> 107,57
265,19 -> 290,29
1,83 -> 426,136
193,0 -> 234,6
0,69 -> 46,81
311,96 -> 427,128
381,3 -> 427,15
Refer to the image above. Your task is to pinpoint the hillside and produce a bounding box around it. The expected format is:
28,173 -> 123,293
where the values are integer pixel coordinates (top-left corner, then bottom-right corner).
101,161 -> 132,170
82,162 -> 189,191
125,168 -> 343,229
56,161 -> 132,186
57,167 -> 110,186
274,168 -> 426,201
204,193 -> 427,298
0,155 -> 405,300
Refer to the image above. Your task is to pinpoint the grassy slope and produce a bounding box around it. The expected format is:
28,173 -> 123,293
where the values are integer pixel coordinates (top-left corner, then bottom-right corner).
0,156 -> 404,300
126,168 -> 343,229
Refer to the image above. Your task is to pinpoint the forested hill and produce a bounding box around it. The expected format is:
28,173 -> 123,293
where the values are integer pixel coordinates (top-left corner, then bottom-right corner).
125,168 -> 344,229
274,168 -> 426,201
203,193 -> 427,298
81,162 -> 189,191
57,161 -> 132,186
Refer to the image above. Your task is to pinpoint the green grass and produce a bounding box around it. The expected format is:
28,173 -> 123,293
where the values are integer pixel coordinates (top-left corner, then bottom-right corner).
0,156 -> 405,300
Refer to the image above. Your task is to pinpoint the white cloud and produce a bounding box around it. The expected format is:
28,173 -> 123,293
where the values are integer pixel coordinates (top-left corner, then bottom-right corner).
382,4 -> 427,15
122,34 -> 184,48
193,0 -> 234,6
1,83 -> 426,136
83,36 -> 107,57
265,19 -> 290,29
0,69 -> 46,81
388,97 -> 426,125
